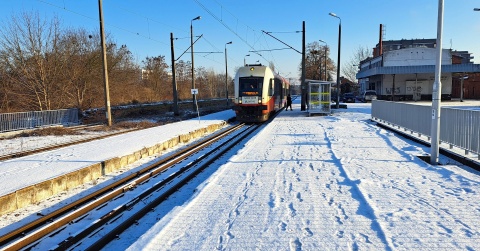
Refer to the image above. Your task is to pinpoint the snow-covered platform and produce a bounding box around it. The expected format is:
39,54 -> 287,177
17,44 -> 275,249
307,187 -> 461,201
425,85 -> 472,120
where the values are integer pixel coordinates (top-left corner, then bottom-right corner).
2,101 -> 480,250
124,102 -> 480,250
0,111 -> 235,215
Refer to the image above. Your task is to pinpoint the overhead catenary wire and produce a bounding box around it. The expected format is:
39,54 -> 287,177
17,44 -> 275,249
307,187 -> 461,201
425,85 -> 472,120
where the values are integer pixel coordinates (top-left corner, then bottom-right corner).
35,0 -> 297,75
37,0 -> 170,46
193,0 -> 292,75
195,0 -> 303,76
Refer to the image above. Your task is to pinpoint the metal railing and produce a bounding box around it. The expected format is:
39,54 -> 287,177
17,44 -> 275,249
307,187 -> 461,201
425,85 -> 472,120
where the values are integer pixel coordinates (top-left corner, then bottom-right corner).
0,109 -> 79,133
372,100 -> 480,156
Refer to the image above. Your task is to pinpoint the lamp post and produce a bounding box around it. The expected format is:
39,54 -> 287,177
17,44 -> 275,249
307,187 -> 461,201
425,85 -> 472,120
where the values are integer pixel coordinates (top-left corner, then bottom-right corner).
244,54 -> 250,66
225,41 -> 232,107
329,12 -> 341,109
460,75 -> 468,102
430,0 -> 444,165
319,39 -> 327,81
191,16 -> 201,111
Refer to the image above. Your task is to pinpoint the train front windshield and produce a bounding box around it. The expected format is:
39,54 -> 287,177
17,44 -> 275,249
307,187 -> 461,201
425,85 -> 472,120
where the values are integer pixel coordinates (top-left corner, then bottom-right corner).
239,77 -> 263,96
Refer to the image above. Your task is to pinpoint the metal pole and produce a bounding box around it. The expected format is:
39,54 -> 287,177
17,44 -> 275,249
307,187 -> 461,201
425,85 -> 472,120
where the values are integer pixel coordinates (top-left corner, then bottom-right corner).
190,16 -> 201,111
318,50 -> 322,81
225,41 -> 232,107
392,74 -> 395,101
460,73 -> 465,102
336,21 -> 341,108
170,32 -> 179,116
329,13 -> 341,109
98,0 -> 112,126
319,40 -> 327,81
415,73 -> 418,102
430,0 -> 444,165
324,46 -> 327,81
301,21 -> 306,111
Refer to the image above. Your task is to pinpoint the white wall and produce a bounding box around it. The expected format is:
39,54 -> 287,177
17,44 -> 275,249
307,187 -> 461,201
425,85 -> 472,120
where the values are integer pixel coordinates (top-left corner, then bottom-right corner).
383,48 -> 451,67
380,73 -> 452,96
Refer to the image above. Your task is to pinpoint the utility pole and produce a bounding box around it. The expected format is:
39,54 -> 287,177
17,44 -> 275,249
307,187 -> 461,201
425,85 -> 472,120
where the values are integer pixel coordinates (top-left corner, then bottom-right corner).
431,0 -> 444,165
460,73 -> 466,102
98,0 -> 112,126
392,74 -> 396,101
319,40 -> 328,81
170,32 -> 179,116
191,16 -> 201,111
301,21 -> 306,111
225,41 -> 232,107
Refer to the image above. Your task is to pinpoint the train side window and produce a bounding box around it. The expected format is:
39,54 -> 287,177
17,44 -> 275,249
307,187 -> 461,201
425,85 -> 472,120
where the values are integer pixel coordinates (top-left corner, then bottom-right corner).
269,78 -> 274,96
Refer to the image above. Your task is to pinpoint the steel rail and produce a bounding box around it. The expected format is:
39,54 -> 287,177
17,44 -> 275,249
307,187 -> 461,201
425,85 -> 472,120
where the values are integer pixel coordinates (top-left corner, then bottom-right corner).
0,123 -> 244,250
62,123 -> 260,251
0,127 -> 137,161
77,111 -> 282,250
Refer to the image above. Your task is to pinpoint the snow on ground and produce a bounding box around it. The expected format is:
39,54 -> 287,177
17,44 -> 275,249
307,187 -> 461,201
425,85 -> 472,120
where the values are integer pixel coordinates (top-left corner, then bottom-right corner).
125,102 -> 480,251
0,110 -> 235,197
0,132 -> 109,156
1,100 -> 479,250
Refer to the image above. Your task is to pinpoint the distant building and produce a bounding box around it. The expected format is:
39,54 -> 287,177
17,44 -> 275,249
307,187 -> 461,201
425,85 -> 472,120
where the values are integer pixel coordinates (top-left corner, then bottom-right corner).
357,38 -> 480,101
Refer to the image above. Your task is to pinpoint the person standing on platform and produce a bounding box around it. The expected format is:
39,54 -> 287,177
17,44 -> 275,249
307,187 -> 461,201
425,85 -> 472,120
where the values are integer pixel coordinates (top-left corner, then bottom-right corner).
286,94 -> 292,111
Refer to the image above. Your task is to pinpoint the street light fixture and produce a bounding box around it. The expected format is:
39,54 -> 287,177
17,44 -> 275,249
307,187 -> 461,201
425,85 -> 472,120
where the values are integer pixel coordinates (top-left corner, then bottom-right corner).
191,15 -> 201,111
474,8 -> 480,11
225,41 -> 232,107
244,54 -> 250,66
319,39 -> 327,81
329,12 -> 341,109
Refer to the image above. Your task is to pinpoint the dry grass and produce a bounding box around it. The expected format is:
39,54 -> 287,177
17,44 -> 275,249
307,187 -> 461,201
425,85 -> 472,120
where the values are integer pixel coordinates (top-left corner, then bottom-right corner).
82,121 -> 158,132
3,102 -> 229,139
113,121 -> 158,129
17,127 -> 80,137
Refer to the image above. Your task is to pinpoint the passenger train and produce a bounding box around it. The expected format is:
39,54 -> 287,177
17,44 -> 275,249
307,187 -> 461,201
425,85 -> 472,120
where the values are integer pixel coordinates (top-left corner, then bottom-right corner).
233,64 -> 290,122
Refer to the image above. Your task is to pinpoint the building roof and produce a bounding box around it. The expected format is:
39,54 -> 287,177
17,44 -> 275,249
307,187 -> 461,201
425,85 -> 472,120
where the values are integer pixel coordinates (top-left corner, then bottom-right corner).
357,64 -> 480,79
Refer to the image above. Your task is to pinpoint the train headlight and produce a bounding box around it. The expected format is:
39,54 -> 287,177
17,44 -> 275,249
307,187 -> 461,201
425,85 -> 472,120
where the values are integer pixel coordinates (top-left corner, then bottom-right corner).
258,99 -> 262,104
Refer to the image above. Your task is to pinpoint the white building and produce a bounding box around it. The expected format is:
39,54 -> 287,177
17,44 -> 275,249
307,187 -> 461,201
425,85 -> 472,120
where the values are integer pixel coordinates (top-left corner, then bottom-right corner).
356,39 -> 480,101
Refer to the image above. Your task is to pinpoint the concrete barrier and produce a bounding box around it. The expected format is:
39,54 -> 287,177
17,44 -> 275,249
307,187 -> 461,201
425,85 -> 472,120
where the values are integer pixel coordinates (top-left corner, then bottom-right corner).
0,193 -> 16,215
0,120 -> 229,216
35,180 -> 54,202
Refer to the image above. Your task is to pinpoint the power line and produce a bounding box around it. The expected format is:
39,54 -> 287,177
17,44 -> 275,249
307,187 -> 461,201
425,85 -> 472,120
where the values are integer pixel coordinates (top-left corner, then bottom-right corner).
37,0 -> 169,46
200,0 -> 303,76
193,0 -> 296,75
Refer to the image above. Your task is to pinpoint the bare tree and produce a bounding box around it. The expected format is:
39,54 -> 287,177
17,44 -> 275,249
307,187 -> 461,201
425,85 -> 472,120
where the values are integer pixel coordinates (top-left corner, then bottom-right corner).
300,41 -> 335,81
57,29 -> 104,110
195,66 -> 222,99
174,60 -> 192,100
208,70 -> 222,99
0,57 -> 13,112
0,12 -> 64,111
142,55 -> 169,100
342,45 -> 372,83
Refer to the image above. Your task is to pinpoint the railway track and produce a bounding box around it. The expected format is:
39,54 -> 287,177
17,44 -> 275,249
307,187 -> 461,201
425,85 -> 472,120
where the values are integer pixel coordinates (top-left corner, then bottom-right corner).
0,121 -> 264,250
0,125 -> 137,161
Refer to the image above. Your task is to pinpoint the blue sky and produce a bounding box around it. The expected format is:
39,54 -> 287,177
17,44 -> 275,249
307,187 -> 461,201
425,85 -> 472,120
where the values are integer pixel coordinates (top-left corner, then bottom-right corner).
2,0 -> 479,82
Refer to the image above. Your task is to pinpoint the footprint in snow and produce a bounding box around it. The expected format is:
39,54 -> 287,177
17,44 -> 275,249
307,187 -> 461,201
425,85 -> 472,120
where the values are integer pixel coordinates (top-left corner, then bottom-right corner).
289,238 -> 302,251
